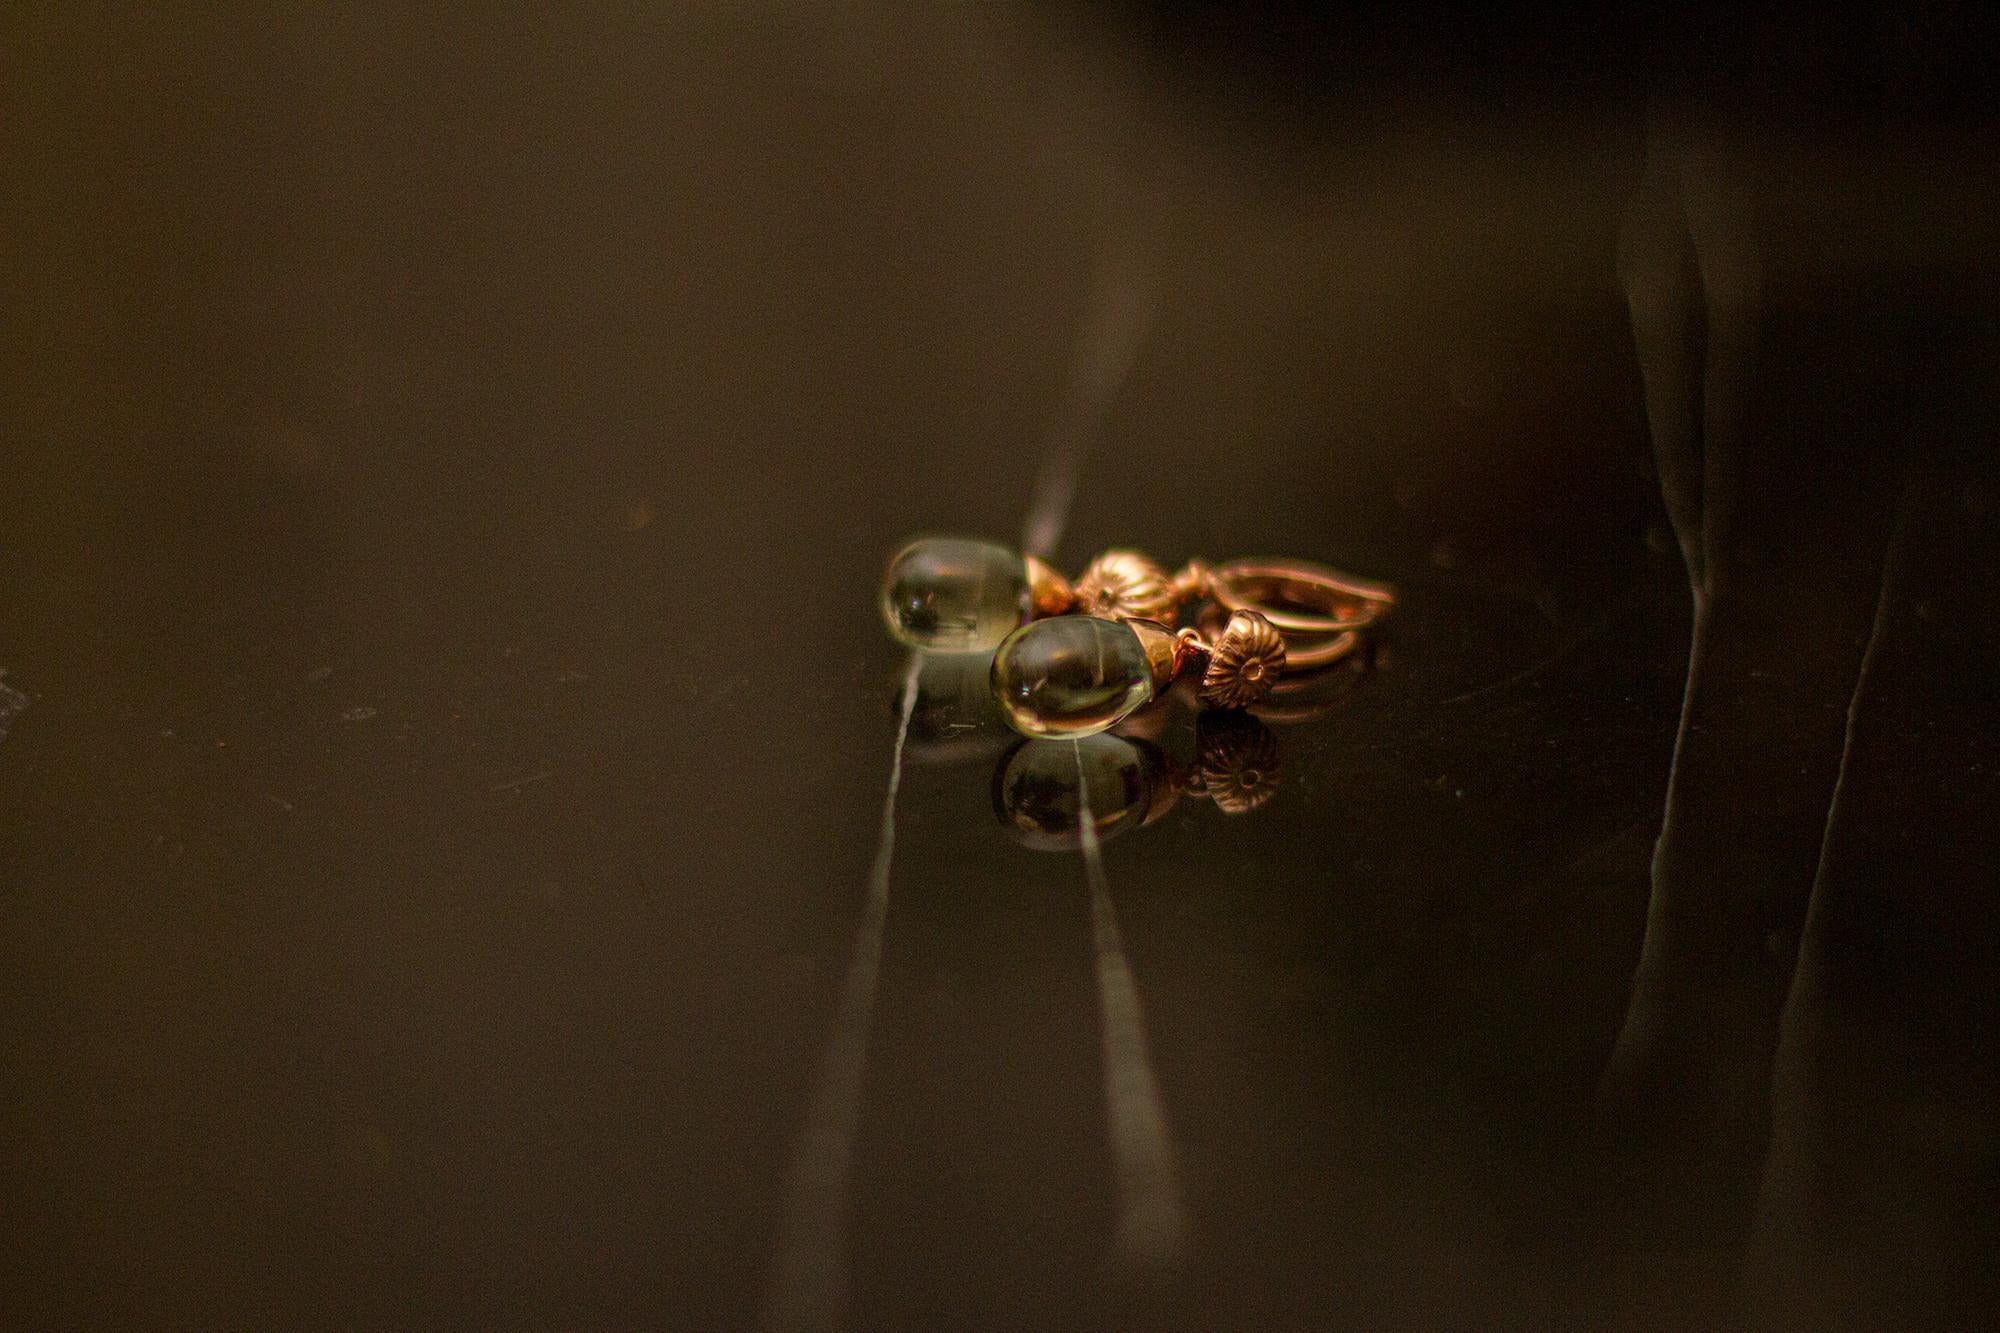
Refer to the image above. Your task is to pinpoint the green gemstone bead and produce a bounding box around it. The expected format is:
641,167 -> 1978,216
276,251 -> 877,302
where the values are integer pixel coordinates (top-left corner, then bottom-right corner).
990,615 -> 1154,738
993,735 -> 1166,851
880,538 -> 1029,652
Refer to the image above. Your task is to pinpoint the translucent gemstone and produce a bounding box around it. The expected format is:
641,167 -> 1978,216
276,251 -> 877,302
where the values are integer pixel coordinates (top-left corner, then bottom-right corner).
993,735 -> 1166,851
990,615 -> 1154,738
880,538 -> 1029,652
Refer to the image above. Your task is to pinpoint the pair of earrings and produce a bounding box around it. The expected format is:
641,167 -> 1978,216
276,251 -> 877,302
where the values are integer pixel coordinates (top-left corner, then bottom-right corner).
880,536 -> 1394,739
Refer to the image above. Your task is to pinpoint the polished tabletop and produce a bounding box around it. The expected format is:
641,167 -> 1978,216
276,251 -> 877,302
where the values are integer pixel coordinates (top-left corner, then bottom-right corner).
4,5 -> 1997,1330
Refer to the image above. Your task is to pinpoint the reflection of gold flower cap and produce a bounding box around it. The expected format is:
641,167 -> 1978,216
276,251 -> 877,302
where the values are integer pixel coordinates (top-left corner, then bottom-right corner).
1075,550 -> 1178,623
1199,609 -> 1286,710
1192,712 -> 1282,813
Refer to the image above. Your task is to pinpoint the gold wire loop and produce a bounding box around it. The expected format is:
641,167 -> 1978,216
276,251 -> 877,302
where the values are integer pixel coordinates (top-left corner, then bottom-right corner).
1019,542 -> 1393,690
1207,557 -> 1396,636
1193,602 -> 1363,671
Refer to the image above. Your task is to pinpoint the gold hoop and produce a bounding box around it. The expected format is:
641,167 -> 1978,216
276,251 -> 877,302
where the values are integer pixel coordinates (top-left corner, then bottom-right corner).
1192,572 -> 1384,668
1208,557 -> 1396,636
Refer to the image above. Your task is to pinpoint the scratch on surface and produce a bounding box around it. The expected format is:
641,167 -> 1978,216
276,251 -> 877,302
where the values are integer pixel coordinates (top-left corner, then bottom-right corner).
763,653 -> 923,1333
1076,742 -> 1189,1272
764,236 -> 1151,1326
490,770 -> 552,793
1753,485 -> 1911,1245
0,670 -> 27,744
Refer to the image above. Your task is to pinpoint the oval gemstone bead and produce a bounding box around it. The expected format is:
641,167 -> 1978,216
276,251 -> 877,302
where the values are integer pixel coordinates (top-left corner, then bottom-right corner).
990,615 -> 1154,738
880,538 -> 1029,652
993,735 -> 1166,851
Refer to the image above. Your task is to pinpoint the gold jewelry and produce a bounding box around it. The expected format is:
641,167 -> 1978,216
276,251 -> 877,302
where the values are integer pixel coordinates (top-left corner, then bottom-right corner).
881,538 -> 1392,657
987,563 -> 1391,739
879,535 -> 1392,739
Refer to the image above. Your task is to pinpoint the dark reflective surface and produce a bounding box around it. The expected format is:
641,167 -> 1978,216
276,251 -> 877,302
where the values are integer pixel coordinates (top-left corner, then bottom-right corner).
995,732 -> 1172,850
5,5 -> 1997,1329
993,711 -> 1288,850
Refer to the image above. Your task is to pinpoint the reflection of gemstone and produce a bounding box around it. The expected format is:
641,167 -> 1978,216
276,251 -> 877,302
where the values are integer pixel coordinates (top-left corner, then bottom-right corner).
993,734 -> 1163,851
991,616 -> 1154,738
880,538 -> 1028,652
901,653 -> 1009,763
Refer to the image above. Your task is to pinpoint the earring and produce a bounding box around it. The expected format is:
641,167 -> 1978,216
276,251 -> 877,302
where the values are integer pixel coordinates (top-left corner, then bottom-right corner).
985,557 -> 1392,738
881,536 -> 1393,656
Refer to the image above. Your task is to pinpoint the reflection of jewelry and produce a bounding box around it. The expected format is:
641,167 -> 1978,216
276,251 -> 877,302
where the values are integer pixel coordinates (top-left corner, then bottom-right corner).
994,713 -> 1286,851
1186,711 -> 1282,813
898,652 -> 1012,766
880,537 -> 1393,656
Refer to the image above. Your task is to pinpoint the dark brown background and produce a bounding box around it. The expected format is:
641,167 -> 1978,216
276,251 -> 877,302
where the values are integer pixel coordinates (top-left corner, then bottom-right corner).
4,4 -> 1997,1329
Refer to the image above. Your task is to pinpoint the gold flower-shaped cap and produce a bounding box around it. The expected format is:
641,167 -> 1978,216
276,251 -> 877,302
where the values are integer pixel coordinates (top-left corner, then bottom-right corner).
1075,549 -> 1179,623
1199,609 -> 1286,709
1193,713 -> 1283,813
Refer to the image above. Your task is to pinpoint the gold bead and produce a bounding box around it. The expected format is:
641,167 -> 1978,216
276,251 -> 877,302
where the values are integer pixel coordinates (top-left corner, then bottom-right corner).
1075,549 -> 1180,623
1199,610 -> 1286,710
